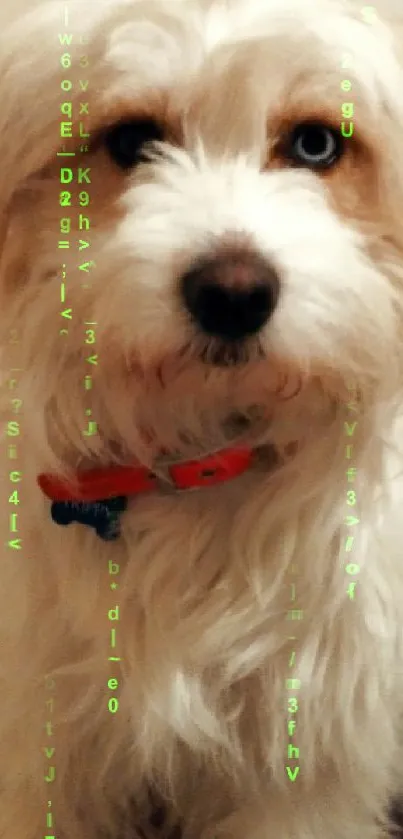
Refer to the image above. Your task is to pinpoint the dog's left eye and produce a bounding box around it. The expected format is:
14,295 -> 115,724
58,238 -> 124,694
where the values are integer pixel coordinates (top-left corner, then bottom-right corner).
286,121 -> 344,170
104,119 -> 164,170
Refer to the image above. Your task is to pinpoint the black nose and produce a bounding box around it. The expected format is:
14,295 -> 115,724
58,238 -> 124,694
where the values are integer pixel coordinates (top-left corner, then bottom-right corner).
180,250 -> 280,342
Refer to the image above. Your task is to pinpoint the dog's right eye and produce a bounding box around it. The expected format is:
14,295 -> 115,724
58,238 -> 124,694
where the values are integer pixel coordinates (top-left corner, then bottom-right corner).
104,119 -> 164,170
284,121 -> 344,170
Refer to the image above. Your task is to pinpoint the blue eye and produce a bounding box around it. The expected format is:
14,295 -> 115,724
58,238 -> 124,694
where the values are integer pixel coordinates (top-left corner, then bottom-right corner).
105,119 -> 164,170
287,121 -> 344,170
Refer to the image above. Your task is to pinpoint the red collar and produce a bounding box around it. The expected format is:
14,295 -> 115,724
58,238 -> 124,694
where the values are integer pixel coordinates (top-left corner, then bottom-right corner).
37,445 -> 255,503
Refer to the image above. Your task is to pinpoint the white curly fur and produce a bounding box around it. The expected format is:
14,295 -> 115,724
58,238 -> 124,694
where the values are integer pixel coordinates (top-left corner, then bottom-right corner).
1,0 -> 403,837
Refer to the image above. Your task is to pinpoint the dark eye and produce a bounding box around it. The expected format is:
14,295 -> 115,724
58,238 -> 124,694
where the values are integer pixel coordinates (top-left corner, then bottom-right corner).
104,119 -> 164,170
286,121 -> 344,170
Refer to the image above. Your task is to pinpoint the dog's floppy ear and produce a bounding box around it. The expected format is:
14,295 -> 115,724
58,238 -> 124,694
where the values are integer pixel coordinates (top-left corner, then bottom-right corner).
0,0 -> 117,211
0,2 -> 51,280
0,0 -> 121,274
0,1 -> 78,293
0,3 -> 76,210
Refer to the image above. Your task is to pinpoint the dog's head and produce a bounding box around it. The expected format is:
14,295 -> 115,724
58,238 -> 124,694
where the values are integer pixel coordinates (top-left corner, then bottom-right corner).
1,0 -> 403,475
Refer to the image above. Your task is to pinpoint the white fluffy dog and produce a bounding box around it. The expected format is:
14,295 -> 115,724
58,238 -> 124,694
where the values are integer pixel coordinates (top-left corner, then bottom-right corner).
1,0 -> 403,837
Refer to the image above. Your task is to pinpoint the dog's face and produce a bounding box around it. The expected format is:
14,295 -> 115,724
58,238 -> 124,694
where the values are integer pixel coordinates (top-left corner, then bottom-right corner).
1,0 -> 403,472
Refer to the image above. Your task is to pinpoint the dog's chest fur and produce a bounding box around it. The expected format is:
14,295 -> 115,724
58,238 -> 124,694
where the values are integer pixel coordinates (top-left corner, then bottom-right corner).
7,434 -> 402,838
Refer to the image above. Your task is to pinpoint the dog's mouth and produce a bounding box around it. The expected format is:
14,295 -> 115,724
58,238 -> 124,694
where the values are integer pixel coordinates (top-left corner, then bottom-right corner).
125,340 -> 306,465
199,339 -> 263,368
147,341 -> 305,408
197,337 -> 264,368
